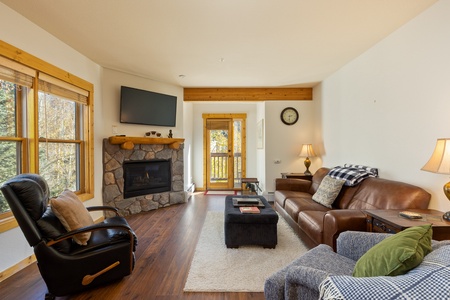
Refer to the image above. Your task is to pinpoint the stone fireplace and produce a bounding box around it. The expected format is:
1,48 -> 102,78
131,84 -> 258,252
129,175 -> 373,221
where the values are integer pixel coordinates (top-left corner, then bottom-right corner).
123,159 -> 172,198
102,137 -> 185,217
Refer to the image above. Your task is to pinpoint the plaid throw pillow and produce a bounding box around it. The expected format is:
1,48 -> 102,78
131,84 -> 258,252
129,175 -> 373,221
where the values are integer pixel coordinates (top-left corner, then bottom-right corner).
328,166 -> 376,186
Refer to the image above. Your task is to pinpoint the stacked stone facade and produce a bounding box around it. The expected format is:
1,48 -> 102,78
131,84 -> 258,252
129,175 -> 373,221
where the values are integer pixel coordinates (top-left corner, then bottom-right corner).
102,138 -> 185,217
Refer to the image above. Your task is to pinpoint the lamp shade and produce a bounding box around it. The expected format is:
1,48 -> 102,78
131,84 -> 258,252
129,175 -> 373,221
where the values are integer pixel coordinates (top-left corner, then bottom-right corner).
299,144 -> 316,158
421,138 -> 450,174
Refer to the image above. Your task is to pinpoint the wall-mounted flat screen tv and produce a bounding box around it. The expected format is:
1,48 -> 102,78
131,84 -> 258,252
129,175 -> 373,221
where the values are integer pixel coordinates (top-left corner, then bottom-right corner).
120,86 -> 177,127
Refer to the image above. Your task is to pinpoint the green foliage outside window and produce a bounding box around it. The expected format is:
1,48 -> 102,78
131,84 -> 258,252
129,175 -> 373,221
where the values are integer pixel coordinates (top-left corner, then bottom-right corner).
0,81 -> 19,214
38,92 -> 79,198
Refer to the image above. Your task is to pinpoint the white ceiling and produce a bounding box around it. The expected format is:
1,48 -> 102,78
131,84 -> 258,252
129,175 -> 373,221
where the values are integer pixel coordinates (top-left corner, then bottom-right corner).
1,0 -> 437,88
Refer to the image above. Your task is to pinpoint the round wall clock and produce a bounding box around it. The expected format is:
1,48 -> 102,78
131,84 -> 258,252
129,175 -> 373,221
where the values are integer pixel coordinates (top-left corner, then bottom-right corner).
280,107 -> 299,125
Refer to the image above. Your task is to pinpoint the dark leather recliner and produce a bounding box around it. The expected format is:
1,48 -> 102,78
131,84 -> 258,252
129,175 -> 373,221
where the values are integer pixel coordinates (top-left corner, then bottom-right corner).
1,174 -> 137,299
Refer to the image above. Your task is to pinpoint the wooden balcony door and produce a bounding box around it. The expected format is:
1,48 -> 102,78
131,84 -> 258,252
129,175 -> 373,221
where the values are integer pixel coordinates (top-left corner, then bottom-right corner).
203,114 -> 246,190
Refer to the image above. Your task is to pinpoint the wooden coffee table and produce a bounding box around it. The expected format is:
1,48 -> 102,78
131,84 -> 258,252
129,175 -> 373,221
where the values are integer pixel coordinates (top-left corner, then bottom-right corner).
364,209 -> 450,241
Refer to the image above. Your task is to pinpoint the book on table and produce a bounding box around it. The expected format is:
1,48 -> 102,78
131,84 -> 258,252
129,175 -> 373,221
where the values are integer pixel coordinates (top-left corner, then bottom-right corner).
239,206 -> 260,214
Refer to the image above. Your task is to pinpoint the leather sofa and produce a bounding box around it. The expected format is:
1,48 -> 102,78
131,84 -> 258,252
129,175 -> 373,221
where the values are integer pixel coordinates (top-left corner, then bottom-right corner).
275,167 -> 431,250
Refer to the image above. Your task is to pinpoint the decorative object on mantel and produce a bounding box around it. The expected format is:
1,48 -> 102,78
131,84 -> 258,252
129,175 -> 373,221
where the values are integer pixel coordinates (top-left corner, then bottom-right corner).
168,129 -> 173,138
421,138 -> 450,221
145,131 -> 162,137
298,144 -> 316,175
109,136 -> 185,150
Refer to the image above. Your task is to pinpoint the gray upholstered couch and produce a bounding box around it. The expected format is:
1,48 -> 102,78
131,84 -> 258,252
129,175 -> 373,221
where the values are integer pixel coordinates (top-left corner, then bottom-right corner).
264,231 -> 450,300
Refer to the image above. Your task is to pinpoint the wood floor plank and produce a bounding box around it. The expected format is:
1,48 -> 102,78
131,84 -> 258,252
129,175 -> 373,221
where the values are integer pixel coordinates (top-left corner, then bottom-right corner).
0,194 -> 266,300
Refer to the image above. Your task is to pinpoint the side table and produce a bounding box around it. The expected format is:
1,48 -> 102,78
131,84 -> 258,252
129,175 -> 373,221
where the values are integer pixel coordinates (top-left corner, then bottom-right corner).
364,209 -> 450,241
241,178 -> 262,195
280,173 -> 313,181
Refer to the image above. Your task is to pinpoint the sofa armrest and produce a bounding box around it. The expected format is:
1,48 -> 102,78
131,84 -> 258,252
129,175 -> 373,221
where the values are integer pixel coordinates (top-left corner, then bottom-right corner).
322,210 -> 368,251
284,266 -> 328,299
275,178 -> 312,192
336,231 -> 391,261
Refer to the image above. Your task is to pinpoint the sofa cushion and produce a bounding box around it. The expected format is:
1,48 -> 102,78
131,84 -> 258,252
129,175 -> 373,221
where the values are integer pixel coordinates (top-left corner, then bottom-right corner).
275,190 -> 310,208
285,197 -> 329,221
347,177 -> 431,210
298,211 -> 327,244
353,224 -> 432,277
312,175 -> 345,208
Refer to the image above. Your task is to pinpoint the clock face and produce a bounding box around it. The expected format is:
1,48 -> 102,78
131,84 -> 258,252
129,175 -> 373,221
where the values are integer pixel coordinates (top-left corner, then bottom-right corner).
281,107 -> 299,125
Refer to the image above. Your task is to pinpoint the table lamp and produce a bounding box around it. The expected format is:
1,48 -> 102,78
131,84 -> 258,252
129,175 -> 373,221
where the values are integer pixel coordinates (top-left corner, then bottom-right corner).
299,144 -> 316,176
421,138 -> 450,221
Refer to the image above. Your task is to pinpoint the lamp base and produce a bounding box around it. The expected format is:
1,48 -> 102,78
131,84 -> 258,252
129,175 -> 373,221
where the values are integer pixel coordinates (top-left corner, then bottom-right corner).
304,157 -> 311,176
443,182 -> 450,221
443,211 -> 450,221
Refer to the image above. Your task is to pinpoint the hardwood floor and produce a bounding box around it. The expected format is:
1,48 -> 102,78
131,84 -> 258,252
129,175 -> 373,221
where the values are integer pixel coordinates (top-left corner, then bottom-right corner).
0,193 -> 266,300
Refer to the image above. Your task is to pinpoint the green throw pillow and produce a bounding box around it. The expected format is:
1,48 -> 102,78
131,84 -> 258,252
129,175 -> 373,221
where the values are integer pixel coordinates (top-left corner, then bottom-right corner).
353,224 -> 432,277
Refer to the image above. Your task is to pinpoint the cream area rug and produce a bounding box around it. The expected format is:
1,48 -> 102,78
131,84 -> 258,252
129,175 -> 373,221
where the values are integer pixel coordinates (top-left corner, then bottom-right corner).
184,211 -> 308,292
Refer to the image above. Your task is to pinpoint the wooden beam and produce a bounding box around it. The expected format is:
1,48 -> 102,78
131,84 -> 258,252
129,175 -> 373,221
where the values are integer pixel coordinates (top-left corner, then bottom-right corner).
184,88 -> 312,101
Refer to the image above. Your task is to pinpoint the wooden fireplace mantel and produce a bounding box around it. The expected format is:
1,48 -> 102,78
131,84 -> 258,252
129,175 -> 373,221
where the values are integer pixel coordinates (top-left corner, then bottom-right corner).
108,136 -> 185,150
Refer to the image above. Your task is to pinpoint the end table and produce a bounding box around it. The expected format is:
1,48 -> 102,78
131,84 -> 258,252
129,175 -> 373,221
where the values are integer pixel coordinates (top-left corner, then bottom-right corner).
364,209 -> 450,241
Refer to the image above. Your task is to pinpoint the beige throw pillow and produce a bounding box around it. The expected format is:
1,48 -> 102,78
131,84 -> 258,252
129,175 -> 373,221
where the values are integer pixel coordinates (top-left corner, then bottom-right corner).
50,189 -> 94,245
312,175 -> 345,208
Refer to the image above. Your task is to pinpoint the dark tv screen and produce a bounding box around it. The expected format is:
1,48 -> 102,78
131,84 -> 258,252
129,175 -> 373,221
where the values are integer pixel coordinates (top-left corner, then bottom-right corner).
120,86 -> 177,127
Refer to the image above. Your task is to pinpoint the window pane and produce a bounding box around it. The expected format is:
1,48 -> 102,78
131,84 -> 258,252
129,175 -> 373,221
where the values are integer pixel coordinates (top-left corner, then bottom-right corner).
39,142 -> 78,197
38,92 -> 76,140
0,79 -> 17,137
0,141 -> 20,213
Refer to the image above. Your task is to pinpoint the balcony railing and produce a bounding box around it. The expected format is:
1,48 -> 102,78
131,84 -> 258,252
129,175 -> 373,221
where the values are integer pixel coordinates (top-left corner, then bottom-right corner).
210,152 -> 242,187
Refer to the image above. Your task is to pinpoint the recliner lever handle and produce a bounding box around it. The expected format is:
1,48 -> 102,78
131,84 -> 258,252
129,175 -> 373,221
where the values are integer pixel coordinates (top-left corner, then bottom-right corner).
82,261 -> 120,285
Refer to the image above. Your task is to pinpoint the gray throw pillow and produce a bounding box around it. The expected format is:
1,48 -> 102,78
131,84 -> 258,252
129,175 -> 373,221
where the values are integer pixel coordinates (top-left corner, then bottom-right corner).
312,175 -> 346,208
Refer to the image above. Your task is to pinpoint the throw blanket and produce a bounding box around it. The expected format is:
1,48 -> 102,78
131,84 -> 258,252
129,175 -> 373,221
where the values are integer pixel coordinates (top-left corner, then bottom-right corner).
319,246 -> 450,299
328,164 -> 378,186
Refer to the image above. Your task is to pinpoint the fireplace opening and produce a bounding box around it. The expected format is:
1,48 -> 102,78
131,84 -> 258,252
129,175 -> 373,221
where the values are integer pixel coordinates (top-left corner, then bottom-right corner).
123,159 -> 172,198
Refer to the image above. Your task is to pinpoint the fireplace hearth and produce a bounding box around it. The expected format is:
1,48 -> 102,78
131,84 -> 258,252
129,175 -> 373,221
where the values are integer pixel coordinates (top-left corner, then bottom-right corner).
123,159 -> 171,198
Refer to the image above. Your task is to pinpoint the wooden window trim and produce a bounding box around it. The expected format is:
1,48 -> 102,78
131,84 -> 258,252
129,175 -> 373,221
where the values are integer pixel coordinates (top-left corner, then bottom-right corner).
0,40 -> 94,233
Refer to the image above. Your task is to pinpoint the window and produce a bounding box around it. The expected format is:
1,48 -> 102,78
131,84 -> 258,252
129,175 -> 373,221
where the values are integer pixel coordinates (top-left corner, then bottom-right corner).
0,41 -> 94,232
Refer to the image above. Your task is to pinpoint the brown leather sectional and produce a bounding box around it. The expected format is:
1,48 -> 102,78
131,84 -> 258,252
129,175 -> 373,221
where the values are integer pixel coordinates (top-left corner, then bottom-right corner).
274,167 -> 431,250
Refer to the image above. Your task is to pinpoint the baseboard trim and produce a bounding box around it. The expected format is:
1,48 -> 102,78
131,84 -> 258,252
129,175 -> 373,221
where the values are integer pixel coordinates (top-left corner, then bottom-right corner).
0,254 -> 36,283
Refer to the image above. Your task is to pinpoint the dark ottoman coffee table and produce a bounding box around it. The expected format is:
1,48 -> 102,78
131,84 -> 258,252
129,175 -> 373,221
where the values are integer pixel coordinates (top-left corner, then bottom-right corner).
224,195 -> 278,248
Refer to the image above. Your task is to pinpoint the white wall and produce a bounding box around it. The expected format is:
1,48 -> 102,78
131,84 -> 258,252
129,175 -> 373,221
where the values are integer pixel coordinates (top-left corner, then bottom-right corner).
264,101 -> 318,192
0,3 -> 104,272
318,0 -> 450,211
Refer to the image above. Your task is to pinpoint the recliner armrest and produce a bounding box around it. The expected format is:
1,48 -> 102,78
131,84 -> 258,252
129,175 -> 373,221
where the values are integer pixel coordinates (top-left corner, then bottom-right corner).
336,231 -> 391,261
285,265 -> 329,290
87,205 -> 120,216
47,222 -> 134,247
